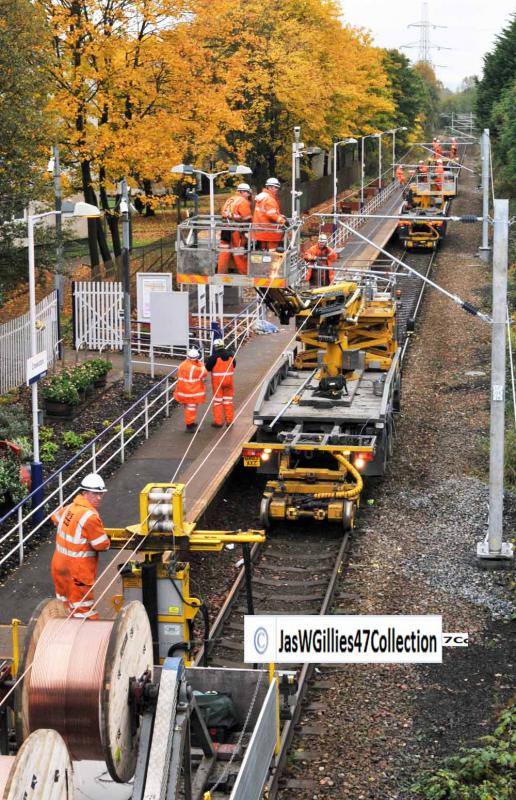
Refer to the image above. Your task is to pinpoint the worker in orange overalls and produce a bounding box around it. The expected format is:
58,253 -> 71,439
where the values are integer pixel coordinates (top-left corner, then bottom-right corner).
174,347 -> 208,431
395,165 -> 406,185
432,138 -> 442,158
251,177 -> 286,250
217,183 -> 252,275
206,338 -> 235,428
51,473 -> 110,619
417,160 -> 429,183
304,234 -> 338,287
434,159 -> 444,191
450,138 -> 458,159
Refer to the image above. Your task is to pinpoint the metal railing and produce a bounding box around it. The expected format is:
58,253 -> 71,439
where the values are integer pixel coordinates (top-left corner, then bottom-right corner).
0,369 -> 178,570
131,298 -> 264,372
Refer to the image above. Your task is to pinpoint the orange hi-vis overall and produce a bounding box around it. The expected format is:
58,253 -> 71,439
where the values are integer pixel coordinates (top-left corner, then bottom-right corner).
252,189 -> 285,249
434,162 -> 444,191
304,243 -> 337,286
218,194 -> 252,275
51,494 -> 110,619
208,353 -> 235,424
174,358 -> 208,425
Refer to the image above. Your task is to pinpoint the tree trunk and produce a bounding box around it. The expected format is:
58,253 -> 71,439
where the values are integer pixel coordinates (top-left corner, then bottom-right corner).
81,160 -> 100,270
143,178 -> 155,216
99,167 -> 121,258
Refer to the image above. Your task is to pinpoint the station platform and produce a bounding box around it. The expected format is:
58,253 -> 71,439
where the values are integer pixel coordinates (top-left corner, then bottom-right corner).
337,188 -> 403,265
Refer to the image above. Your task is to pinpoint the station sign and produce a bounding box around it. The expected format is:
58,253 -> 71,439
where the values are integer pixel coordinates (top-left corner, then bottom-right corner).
26,350 -> 48,385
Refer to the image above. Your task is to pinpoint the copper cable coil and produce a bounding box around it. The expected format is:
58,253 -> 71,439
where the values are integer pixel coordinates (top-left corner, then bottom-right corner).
28,618 -> 112,761
0,756 -> 14,797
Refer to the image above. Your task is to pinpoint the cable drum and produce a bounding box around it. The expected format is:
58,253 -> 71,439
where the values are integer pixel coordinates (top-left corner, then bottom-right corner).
0,729 -> 73,799
15,599 -> 152,783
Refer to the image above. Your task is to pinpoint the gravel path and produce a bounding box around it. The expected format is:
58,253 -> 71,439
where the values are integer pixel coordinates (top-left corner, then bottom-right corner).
279,151 -> 515,798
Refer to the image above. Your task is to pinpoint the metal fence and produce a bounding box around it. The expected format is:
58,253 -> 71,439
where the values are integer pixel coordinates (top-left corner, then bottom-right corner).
0,369 -> 177,570
0,291 -> 59,395
72,281 -> 123,351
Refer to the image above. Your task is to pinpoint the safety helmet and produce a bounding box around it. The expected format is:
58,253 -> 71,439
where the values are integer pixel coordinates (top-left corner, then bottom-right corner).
318,233 -> 329,245
213,338 -> 224,348
418,160 -> 424,164
437,159 -> 443,163
80,473 -> 107,493
237,183 -> 251,193
265,177 -> 281,188
187,347 -> 201,359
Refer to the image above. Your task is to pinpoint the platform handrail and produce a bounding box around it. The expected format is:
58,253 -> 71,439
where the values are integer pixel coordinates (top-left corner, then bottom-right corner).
0,368 -> 178,570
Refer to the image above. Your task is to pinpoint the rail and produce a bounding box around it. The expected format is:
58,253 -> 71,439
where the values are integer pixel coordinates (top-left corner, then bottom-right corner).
0,369 -> 178,570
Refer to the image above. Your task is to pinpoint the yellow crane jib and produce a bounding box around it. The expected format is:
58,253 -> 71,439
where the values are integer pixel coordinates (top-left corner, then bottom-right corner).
106,483 -> 265,552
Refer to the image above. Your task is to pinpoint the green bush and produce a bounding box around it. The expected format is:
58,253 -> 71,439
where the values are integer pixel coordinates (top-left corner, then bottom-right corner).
40,441 -> 59,463
61,431 -> 84,450
0,455 -> 28,504
0,407 -> 30,441
412,702 -> 516,799
12,436 -> 33,460
39,426 -> 55,443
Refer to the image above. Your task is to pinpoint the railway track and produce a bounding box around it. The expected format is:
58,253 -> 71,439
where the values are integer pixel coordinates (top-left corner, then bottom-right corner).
192,241 -> 437,798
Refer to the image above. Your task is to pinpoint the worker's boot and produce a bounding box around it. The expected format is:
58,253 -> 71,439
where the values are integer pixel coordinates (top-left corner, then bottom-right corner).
211,422 -> 223,428
186,423 -> 197,433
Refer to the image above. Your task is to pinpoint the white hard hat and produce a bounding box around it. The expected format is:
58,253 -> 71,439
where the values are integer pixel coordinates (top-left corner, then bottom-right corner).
437,159 -> 443,163
188,347 -> 201,359
213,338 -> 224,348
318,233 -> 328,244
265,177 -> 281,188
80,473 -> 107,493
237,183 -> 251,192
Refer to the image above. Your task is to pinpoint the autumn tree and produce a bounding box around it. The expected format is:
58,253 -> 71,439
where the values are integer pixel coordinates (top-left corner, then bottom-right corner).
413,61 -> 443,137
39,0 -> 241,266
188,0 -> 393,185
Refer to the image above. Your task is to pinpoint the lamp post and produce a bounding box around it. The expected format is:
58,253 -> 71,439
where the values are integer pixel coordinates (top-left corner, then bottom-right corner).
333,138 -> 358,216
25,201 -> 101,520
386,127 -> 408,179
171,163 -> 252,217
360,133 -> 380,207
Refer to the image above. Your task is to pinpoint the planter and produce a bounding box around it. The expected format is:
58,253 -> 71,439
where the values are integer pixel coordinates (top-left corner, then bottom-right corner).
44,399 -> 78,419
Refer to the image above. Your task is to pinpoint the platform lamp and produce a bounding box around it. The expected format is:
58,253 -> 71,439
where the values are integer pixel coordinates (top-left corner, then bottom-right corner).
171,163 -> 252,218
25,200 -> 101,523
386,127 -> 408,179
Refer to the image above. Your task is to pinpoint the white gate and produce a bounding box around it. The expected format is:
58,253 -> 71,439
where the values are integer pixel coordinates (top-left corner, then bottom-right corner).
73,281 -> 123,351
0,291 -> 59,395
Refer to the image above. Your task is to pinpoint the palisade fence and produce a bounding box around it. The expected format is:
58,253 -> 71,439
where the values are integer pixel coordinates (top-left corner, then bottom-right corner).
0,369 -> 178,571
0,291 -> 60,395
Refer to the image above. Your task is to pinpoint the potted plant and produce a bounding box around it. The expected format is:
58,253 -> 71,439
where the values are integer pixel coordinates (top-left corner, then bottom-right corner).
72,365 -> 94,398
86,358 -> 112,389
42,375 -> 81,417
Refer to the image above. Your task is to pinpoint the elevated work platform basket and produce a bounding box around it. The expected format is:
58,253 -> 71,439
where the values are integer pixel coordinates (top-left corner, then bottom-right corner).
176,215 -> 301,288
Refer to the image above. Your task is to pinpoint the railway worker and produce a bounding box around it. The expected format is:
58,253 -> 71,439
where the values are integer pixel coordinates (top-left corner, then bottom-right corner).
432,137 -> 442,157
174,347 -> 208,432
407,169 -> 416,186
450,138 -> 458,159
417,160 -> 429,183
304,233 -> 338,287
206,338 -> 236,427
395,164 -> 406,185
51,473 -> 110,620
251,177 -> 287,250
434,159 -> 445,191
217,183 -> 253,276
